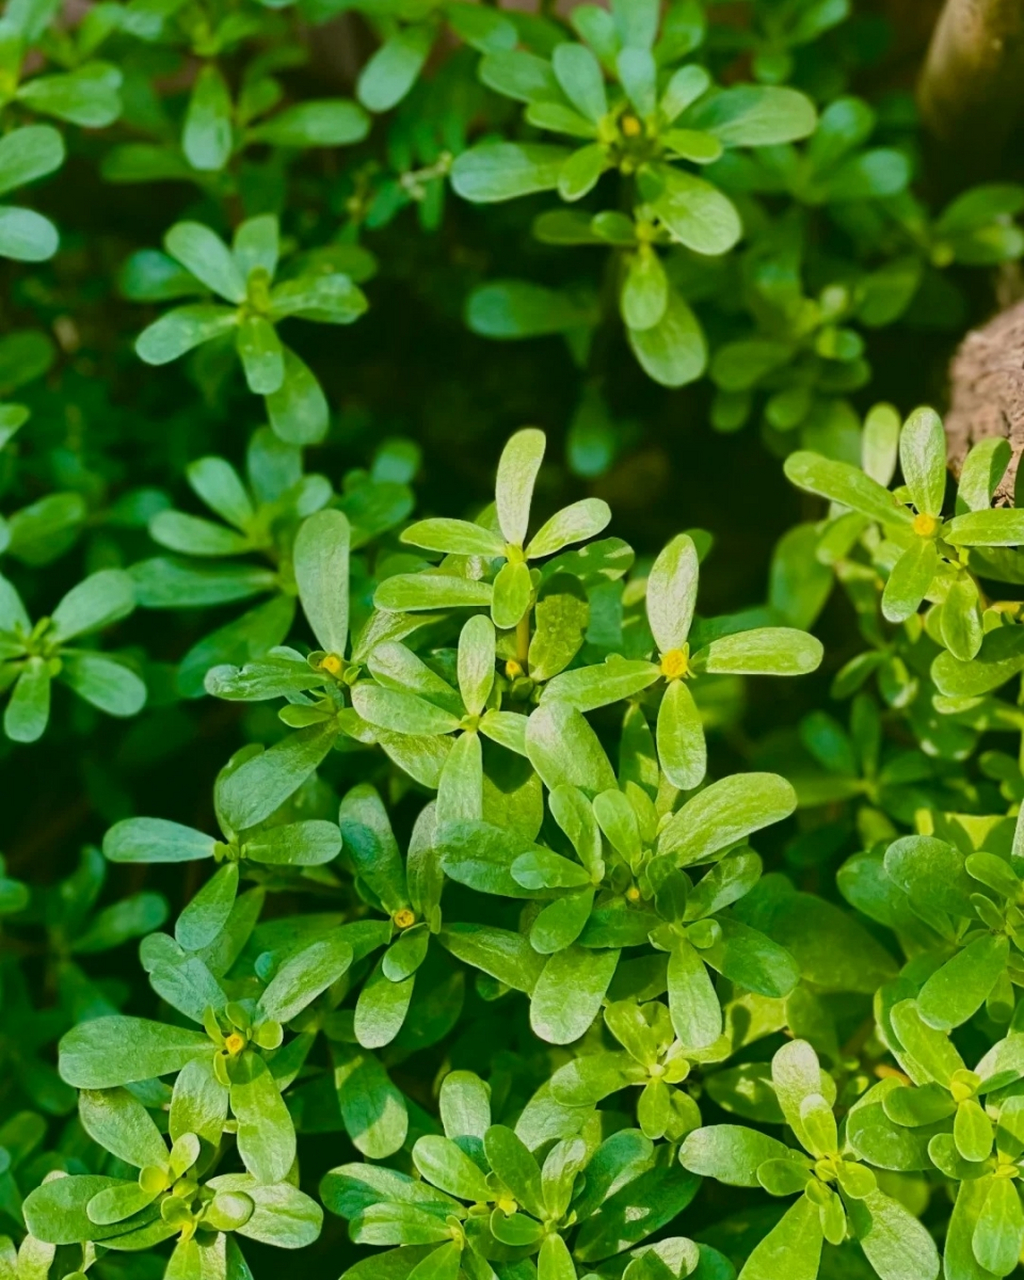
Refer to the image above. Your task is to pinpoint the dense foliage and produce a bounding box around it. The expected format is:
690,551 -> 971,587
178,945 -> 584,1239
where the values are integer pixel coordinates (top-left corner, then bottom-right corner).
5,0 -> 1024,1278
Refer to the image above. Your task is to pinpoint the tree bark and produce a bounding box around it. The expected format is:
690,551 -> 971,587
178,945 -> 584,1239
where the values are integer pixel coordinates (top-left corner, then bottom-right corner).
917,0 -> 1024,179
945,298 -> 1024,503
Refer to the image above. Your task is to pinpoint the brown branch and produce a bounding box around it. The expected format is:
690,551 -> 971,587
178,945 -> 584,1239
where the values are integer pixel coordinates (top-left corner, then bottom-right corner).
918,0 -> 1024,179
945,297 -> 1024,502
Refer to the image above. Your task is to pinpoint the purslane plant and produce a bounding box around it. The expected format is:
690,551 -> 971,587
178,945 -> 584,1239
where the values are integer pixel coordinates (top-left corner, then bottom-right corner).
133,215 -> 367,444
10,3 -> 1024,1280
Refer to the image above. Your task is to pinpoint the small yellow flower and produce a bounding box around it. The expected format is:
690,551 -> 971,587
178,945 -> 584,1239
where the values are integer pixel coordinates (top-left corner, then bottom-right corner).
321,653 -> 343,676
621,114 -> 642,138
505,659 -> 524,680
394,907 -> 416,929
626,886 -> 641,903
660,648 -> 689,680
912,513 -> 938,538
224,1032 -> 245,1055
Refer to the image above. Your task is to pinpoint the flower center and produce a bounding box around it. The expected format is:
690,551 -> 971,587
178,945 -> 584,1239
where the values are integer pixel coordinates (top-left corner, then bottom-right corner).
394,908 -> 416,929
224,1032 -> 245,1055
661,648 -> 689,680
912,512 -> 938,537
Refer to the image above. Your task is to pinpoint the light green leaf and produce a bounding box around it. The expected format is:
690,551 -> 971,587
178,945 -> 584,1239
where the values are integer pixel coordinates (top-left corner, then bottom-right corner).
451,144 -> 570,203
784,451 -> 913,526
294,509 -> 350,657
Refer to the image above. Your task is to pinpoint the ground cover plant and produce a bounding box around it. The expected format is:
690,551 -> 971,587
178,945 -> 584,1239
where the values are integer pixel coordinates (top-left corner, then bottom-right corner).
7,0 -> 1024,1277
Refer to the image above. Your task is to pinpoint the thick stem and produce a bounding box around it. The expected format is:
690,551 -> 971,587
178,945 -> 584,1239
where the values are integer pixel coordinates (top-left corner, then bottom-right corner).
918,0 -> 1024,178
516,611 -> 530,668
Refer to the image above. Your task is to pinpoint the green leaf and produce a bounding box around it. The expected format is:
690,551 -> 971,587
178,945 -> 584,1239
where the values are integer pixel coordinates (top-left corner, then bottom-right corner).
542,658 -> 659,712
783,451 -> 913,526
23,1174 -> 161,1246
17,61 -> 121,127
135,304 -> 238,365
971,1176 -> 1024,1276
647,533 -> 699,653
945,509 -> 1024,547
657,678 -> 706,791
881,539 -> 939,623
0,125 -> 64,197
846,1189 -> 940,1280
353,684 -> 460,736
249,100 -> 370,147
333,1043 -> 409,1159
457,615 -> 496,716
916,934 -> 1010,1031
899,406 -> 947,518
737,1196 -> 823,1280
771,1038 -> 827,1147
182,64 -> 233,172
338,783 -> 407,913
5,658 -> 51,742
679,1125 -> 797,1186
617,47 -> 657,115
883,835 -> 974,916
640,164 -> 741,255
888,1000 -> 964,1085
215,720 -> 340,831
575,1161 -> 699,1262
628,288 -> 707,388
485,1125 -> 544,1216
176,863 -> 238,951
467,279 -> 599,337
687,85 -> 816,146
621,246 -> 668,331
231,1054 -> 296,1184
165,221 -> 246,303
438,922 -> 545,993
438,821 -> 543,898
257,934 -> 354,1022
496,427 -> 545,546
552,42 -> 607,122
355,959 -> 414,1048
294,509 -> 350,657
265,347 -> 329,446
667,938 -> 720,1048
233,216 -> 279,282
358,24 -> 434,113
695,626 -> 823,676
59,1016 -> 211,1088
78,1086 -> 169,1170
658,773 -> 797,866
237,315 -> 284,395
703,917 -> 800,998
375,573 -> 493,612
957,437 -> 1012,512
932,624 -> 1024,696
526,701 -> 617,796
451,144 -> 571,203
526,498 -> 611,559
530,945 -> 619,1044
413,1134 -> 492,1201
58,652 -> 143,719
51,568 -> 135,642
401,518 -> 505,557
479,49 -> 563,105
491,559 -> 534,629
0,206 -> 58,261
104,817 -> 216,864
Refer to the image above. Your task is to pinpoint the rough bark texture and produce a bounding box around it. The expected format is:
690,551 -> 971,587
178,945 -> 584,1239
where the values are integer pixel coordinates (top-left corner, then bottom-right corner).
917,0 -> 1024,178
946,299 -> 1024,503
